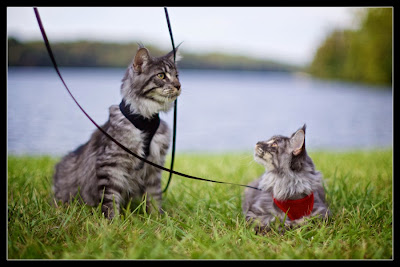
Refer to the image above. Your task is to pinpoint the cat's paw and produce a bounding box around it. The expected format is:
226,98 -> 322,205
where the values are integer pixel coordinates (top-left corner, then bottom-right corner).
254,224 -> 271,235
102,203 -> 117,219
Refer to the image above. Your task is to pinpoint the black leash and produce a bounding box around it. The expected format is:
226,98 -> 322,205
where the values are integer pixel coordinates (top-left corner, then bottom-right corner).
33,7 -> 261,192
163,7 -> 177,193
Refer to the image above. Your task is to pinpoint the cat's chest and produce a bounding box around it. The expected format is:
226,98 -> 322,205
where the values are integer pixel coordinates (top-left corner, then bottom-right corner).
129,122 -> 171,180
145,123 -> 171,163
122,121 -> 170,162
107,105 -> 171,170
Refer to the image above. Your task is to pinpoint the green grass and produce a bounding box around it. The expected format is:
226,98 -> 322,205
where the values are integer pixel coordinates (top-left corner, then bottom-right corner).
7,149 -> 392,259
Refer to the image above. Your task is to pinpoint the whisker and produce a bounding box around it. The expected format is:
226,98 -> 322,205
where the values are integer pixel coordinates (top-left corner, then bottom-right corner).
246,158 -> 257,167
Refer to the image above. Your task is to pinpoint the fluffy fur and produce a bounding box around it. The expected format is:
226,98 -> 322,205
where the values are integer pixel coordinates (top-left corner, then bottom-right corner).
53,45 -> 181,218
242,125 -> 330,233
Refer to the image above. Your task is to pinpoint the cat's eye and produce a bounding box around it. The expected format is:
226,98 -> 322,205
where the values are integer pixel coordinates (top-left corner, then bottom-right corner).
157,73 -> 165,79
271,143 -> 278,148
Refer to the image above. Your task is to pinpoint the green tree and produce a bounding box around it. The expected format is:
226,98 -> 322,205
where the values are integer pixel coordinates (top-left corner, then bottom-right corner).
309,8 -> 392,86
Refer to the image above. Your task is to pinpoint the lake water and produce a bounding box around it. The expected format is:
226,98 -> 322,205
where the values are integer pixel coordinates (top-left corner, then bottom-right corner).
7,67 -> 392,156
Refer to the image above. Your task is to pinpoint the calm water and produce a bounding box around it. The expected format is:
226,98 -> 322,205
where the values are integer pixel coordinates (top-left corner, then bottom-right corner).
7,67 -> 392,156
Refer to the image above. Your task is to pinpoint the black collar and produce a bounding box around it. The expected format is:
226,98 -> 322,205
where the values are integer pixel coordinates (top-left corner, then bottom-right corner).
119,100 -> 160,159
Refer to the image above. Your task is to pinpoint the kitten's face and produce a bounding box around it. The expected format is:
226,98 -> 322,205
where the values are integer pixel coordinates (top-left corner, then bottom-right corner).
121,46 -> 181,117
254,135 -> 289,171
254,126 -> 306,172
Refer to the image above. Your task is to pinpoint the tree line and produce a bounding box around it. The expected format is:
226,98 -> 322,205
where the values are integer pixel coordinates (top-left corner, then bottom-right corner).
309,8 -> 392,86
7,38 -> 296,72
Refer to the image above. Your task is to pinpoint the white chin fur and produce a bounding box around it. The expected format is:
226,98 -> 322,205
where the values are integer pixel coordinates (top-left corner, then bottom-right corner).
124,97 -> 173,119
254,153 -> 275,171
254,155 -> 266,166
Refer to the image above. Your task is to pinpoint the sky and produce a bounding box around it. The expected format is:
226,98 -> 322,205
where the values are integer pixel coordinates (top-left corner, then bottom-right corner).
7,7 -> 362,66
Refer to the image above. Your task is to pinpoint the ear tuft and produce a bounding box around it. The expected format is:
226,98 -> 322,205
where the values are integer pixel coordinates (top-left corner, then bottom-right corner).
165,41 -> 183,62
133,47 -> 151,73
301,124 -> 306,134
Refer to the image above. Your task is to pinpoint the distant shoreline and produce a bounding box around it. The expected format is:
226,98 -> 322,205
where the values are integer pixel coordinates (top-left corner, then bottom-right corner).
7,37 -> 301,72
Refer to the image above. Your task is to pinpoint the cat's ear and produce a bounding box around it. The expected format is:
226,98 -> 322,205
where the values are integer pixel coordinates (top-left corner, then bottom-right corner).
165,42 -> 183,62
133,47 -> 151,73
290,125 -> 306,156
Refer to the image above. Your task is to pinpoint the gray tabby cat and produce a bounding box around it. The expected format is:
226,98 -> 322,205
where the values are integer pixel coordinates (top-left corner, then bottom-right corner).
53,45 -> 181,218
242,125 -> 330,233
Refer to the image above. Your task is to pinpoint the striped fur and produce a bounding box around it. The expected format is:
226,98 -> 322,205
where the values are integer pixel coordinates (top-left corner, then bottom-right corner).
53,46 -> 181,218
242,125 -> 330,233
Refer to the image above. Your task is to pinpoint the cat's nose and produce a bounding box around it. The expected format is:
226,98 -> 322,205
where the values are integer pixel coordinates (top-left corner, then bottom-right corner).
175,83 -> 181,91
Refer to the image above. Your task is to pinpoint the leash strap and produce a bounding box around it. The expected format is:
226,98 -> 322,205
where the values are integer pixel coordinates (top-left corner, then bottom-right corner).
33,7 -> 261,192
163,7 -> 177,193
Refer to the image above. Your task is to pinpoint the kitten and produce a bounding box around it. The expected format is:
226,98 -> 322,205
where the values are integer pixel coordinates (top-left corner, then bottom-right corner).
53,45 -> 181,218
242,125 -> 330,233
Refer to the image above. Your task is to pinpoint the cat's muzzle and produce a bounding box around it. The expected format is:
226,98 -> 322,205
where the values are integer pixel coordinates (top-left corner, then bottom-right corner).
254,143 -> 266,158
162,87 -> 181,99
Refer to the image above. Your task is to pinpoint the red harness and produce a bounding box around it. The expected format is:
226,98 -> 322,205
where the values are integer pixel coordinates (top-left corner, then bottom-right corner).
273,192 -> 314,220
